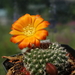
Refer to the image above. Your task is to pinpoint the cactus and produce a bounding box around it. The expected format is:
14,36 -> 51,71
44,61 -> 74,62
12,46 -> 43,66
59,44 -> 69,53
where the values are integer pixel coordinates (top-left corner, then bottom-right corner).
23,42 -> 69,75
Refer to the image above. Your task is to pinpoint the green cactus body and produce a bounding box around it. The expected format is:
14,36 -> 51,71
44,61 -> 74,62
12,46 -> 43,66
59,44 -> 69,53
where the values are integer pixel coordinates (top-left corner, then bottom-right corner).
23,42 -> 69,75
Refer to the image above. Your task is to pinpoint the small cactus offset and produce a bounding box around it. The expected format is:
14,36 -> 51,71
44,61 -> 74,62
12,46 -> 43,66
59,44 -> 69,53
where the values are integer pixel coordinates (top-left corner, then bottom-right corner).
23,42 -> 69,75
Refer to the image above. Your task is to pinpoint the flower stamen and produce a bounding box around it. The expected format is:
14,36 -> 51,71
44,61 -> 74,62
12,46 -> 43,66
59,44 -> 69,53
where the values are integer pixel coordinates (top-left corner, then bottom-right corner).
23,24 -> 35,36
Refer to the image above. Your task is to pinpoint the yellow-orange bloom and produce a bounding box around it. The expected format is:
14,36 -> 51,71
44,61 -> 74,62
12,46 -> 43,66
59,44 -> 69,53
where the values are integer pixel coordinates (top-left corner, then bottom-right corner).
9,14 -> 50,49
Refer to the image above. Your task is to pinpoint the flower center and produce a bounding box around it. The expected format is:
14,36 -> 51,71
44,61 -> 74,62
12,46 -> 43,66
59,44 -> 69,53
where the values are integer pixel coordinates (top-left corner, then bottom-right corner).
23,24 -> 35,36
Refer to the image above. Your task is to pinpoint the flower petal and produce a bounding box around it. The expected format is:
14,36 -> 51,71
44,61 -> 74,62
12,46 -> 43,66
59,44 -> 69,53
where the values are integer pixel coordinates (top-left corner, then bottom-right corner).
18,38 -> 30,49
28,37 -> 40,48
25,37 -> 36,48
34,17 -> 44,27
10,35 -> 27,43
29,37 -> 36,44
35,39 -> 40,47
9,30 -> 24,35
16,14 -> 32,27
12,22 -> 23,31
31,15 -> 40,25
34,29 -> 48,40
36,21 -> 50,31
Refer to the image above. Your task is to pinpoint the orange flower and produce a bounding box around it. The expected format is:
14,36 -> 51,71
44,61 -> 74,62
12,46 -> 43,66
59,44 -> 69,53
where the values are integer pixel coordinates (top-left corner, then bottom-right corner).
9,14 -> 50,49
